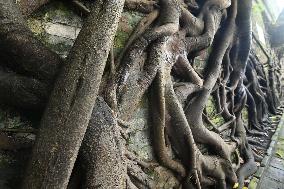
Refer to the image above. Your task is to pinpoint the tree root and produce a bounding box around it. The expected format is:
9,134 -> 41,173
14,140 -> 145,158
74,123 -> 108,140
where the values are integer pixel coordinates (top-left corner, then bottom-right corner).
80,97 -> 126,189
125,0 -> 157,13
0,0 -> 282,188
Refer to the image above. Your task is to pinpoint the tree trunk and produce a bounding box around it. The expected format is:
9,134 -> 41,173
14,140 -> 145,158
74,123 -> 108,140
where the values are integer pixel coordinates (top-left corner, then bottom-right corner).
22,1 -> 125,188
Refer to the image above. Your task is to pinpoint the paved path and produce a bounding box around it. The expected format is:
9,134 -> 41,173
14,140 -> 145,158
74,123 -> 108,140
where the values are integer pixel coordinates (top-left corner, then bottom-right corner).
255,116 -> 284,189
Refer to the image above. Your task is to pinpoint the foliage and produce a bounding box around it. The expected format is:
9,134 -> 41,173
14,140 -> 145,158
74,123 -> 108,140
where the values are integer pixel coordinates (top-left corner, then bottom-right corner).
0,108 -> 30,129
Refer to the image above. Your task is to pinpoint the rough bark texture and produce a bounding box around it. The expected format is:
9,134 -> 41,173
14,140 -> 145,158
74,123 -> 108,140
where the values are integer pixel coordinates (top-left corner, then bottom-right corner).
17,0 -> 50,16
0,0 -> 62,110
80,97 -> 125,189
0,0 -> 282,189
22,1 -> 125,188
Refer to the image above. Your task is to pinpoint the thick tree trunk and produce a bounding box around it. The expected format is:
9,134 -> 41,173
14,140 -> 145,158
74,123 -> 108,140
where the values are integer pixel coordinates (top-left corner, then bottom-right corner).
22,1 -> 125,188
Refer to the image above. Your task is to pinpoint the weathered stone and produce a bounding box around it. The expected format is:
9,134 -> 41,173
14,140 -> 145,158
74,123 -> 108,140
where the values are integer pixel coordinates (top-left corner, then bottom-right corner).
258,176 -> 284,189
261,155 -> 270,167
254,166 -> 265,178
270,140 -> 276,148
113,11 -> 144,56
44,22 -> 80,39
39,2 -> 83,27
43,34 -> 74,57
275,146 -> 284,159
271,134 -> 278,141
276,143 -> 284,151
266,146 -> 273,155
264,166 -> 284,183
279,127 -> 284,137
270,157 -> 284,170
26,1 -> 83,58
127,97 -> 154,160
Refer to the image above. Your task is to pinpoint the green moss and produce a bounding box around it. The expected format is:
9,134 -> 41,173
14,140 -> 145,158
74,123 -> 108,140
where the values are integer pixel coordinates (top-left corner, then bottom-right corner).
145,169 -> 155,180
275,148 -> 284,159
114,29 -> 130,56
205,96 -> 225,127
242,107 -> 249,125
42,2 -> 73,21
0,108 -> 31,129
29,1 -> 82,29
248,177 -> 259,189
27,18 -> 44,36
126,135 -> 133,145
275,137 -> 284,160
251,1 -> 266,32
26,23 -> 48,47
252,1 -> 265,14
279,137 -> 284,142
113,11 -> 144,56
206,96 -> 215,115
270,115 -> 280,122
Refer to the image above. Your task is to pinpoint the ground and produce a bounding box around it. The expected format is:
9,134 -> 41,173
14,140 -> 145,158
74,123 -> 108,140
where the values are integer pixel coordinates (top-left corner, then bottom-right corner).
252,111 -> 284,189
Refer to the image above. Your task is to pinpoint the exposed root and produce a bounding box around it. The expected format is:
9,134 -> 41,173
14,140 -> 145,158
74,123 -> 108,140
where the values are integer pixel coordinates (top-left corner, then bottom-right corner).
0,0 -> 282,188
125,0 -> 157,13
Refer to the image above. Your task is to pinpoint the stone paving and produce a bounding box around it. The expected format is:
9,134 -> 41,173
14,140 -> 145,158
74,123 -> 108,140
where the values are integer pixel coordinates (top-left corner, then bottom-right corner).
249,114 -> 284,189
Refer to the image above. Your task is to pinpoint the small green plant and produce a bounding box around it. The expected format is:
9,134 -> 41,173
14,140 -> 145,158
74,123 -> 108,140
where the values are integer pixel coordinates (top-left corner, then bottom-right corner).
252,2 -> 265,14
206,96 -> 225,126
0,108 -> 31,129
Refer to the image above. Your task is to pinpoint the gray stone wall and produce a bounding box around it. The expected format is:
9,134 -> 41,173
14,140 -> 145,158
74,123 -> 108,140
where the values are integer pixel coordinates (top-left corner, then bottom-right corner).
27,2 -> 82,57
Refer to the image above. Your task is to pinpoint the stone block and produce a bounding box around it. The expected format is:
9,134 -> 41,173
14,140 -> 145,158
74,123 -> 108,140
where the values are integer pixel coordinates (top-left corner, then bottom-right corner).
257,176 -> 284,189
271,134 -> 278,141
270,157 -> 284,170
275,147 -> 284,159
45,22 -> 81,40
270,140 -> 276,148
266,147 -> 273,155
279,127 -> 284,137
261,155 -> 270,167
254,166 -> 265,178
264,166 -> 284,183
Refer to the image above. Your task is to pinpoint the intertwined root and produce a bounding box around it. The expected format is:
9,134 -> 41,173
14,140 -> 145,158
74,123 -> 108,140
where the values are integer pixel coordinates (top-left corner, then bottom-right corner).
148,45 -> 238,187
0,0 -> 282,188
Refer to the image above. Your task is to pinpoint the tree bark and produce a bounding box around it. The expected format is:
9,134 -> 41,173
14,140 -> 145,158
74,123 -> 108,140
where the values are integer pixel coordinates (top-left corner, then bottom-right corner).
17,0 -> 51,16
0,0 -> 281,188
80,97 -> 126,188
22,1 -> 125,188
0,0 -> 62,112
